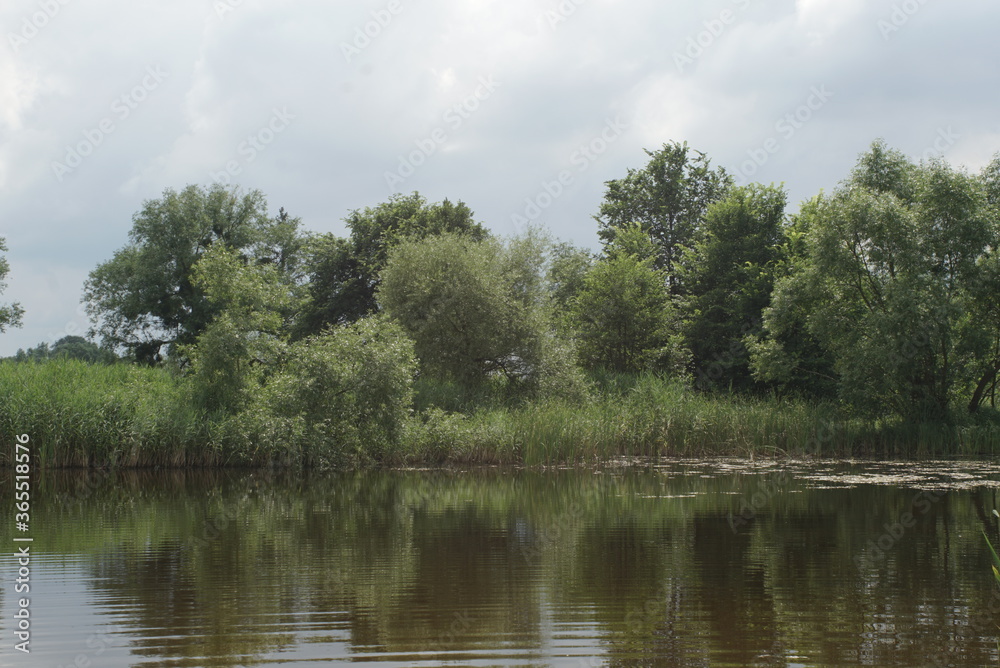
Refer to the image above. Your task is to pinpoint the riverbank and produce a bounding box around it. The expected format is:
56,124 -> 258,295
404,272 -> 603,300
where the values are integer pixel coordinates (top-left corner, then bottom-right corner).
1,359 -> 998,468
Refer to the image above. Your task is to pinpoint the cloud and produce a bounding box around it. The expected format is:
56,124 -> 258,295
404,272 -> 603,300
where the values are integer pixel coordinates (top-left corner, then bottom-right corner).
1,0 -> 1000,354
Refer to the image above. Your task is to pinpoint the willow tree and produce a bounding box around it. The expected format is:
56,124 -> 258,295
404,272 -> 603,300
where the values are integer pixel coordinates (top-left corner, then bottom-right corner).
378,231 -> 585,399
83,184 -> 304,364
751,141 -> 1000,420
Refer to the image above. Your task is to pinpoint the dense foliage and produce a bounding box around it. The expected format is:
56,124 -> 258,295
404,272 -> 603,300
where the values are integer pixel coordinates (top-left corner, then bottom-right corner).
83,184 -> 304,364
378,230 -> 587,400
296,193 -> 488,336
13,335 -> 117,364
750,142 -> 1000,421
2,139 -> 999,468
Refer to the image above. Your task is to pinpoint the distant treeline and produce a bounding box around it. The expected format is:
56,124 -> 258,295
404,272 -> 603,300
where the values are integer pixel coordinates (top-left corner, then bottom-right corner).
1,139 -> 998,466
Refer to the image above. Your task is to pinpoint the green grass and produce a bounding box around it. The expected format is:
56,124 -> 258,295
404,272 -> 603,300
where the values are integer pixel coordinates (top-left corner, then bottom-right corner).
0,359 -> 239,467
3,360 -> 999,468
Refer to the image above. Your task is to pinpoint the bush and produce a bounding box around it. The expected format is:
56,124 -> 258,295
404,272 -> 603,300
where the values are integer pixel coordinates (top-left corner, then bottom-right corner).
250,316 -> 417,468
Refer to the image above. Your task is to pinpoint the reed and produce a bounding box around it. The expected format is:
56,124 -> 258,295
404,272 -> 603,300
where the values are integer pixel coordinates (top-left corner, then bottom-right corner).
0,359 -> 239,468
2,360 -> 998,468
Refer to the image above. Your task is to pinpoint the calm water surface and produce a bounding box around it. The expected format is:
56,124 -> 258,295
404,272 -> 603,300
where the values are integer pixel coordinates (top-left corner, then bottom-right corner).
3,460 -> 1000,667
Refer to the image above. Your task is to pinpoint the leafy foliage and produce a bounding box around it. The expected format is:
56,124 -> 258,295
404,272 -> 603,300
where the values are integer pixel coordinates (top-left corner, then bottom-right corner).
378,230 -> 587,399
252,315 -> 417,467
680,184 -> 787,391
297,192 -> 488,335
83,184 -> 304,364
12,336 -> 117,364
751,141 -> 1000,420
570,224 -> 686,374
595,141 -> 731,293
182,244 -> 301,413
0,237 -> 23,333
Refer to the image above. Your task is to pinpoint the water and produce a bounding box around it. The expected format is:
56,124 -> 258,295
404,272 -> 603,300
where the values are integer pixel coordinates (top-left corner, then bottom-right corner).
3,460 -> 1000,667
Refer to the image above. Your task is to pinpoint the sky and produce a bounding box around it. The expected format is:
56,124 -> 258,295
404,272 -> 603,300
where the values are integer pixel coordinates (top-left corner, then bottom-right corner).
1,0 -> 998,356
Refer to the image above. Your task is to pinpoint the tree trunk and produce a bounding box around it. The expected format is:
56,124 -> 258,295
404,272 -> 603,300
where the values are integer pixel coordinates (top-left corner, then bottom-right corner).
969,358 -> 1000,414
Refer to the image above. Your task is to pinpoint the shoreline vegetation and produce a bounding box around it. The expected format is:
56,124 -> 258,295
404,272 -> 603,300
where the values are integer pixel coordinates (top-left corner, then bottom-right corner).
1,138 -> 999,468
0,358 -> 997,469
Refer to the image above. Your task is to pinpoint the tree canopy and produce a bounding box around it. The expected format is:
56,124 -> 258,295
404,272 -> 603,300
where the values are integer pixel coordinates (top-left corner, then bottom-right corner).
83,184 -> 304,365
595,141 -> 731,293
377,230 -> 585,398
570,223 -> 685,373
297,192 -> 488,336
12,336 -> 117,364
751,141 -> 1000,420
680,184 -> 787,391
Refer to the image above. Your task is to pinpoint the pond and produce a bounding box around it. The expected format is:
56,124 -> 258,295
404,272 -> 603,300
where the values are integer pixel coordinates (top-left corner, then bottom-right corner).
3,460 -> 1000,667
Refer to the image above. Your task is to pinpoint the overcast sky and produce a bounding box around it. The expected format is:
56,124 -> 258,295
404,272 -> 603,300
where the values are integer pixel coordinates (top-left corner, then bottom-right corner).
1,0 -> 998,355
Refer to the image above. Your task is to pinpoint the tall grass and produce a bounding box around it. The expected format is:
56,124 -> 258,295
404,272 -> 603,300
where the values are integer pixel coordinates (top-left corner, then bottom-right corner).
0,359 -> 241,467
405,372 -> 1000,465
3,361 -> 999,468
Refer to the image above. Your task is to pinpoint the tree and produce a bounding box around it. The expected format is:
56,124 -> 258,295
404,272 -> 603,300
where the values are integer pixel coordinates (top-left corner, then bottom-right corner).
751,141 -> 1000,420
546,242 -> 594,335
570,223 -> 685,373
182,244 -> 301,413
0,238 -> 24,333
680,184 -> 787,391
253,315 -> 417,467
378,230 -> 586,398
595,141 -> 731,293
743,200 -> 839,399
297,192 -> 488,335
547,242 -> 594,310
13,336 -> 117,364
83,184 -> 304,365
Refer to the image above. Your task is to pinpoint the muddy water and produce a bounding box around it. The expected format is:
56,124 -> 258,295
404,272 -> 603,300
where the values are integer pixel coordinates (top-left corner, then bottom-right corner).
2,460 -> 1000,667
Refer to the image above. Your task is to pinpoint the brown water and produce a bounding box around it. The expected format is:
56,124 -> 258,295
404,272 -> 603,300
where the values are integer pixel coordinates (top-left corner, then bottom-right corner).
3,461 -> 1000,667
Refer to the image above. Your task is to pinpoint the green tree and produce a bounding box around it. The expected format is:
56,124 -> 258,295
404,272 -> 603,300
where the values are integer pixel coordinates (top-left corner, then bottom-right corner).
751,141 -> 1000,420
571,224 -> 686,374
378,231 -> 585,398
680,184 -> 787,391
182,244 -> 301,413
744,199 -> 839,399
0,238 -> 24,333
254,315 -> 417,467
13,336 -> 117,364
546,242 -> 594,310
298,192 -> 488,335
83,184 -> 304,364
595,141 -> 731,293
